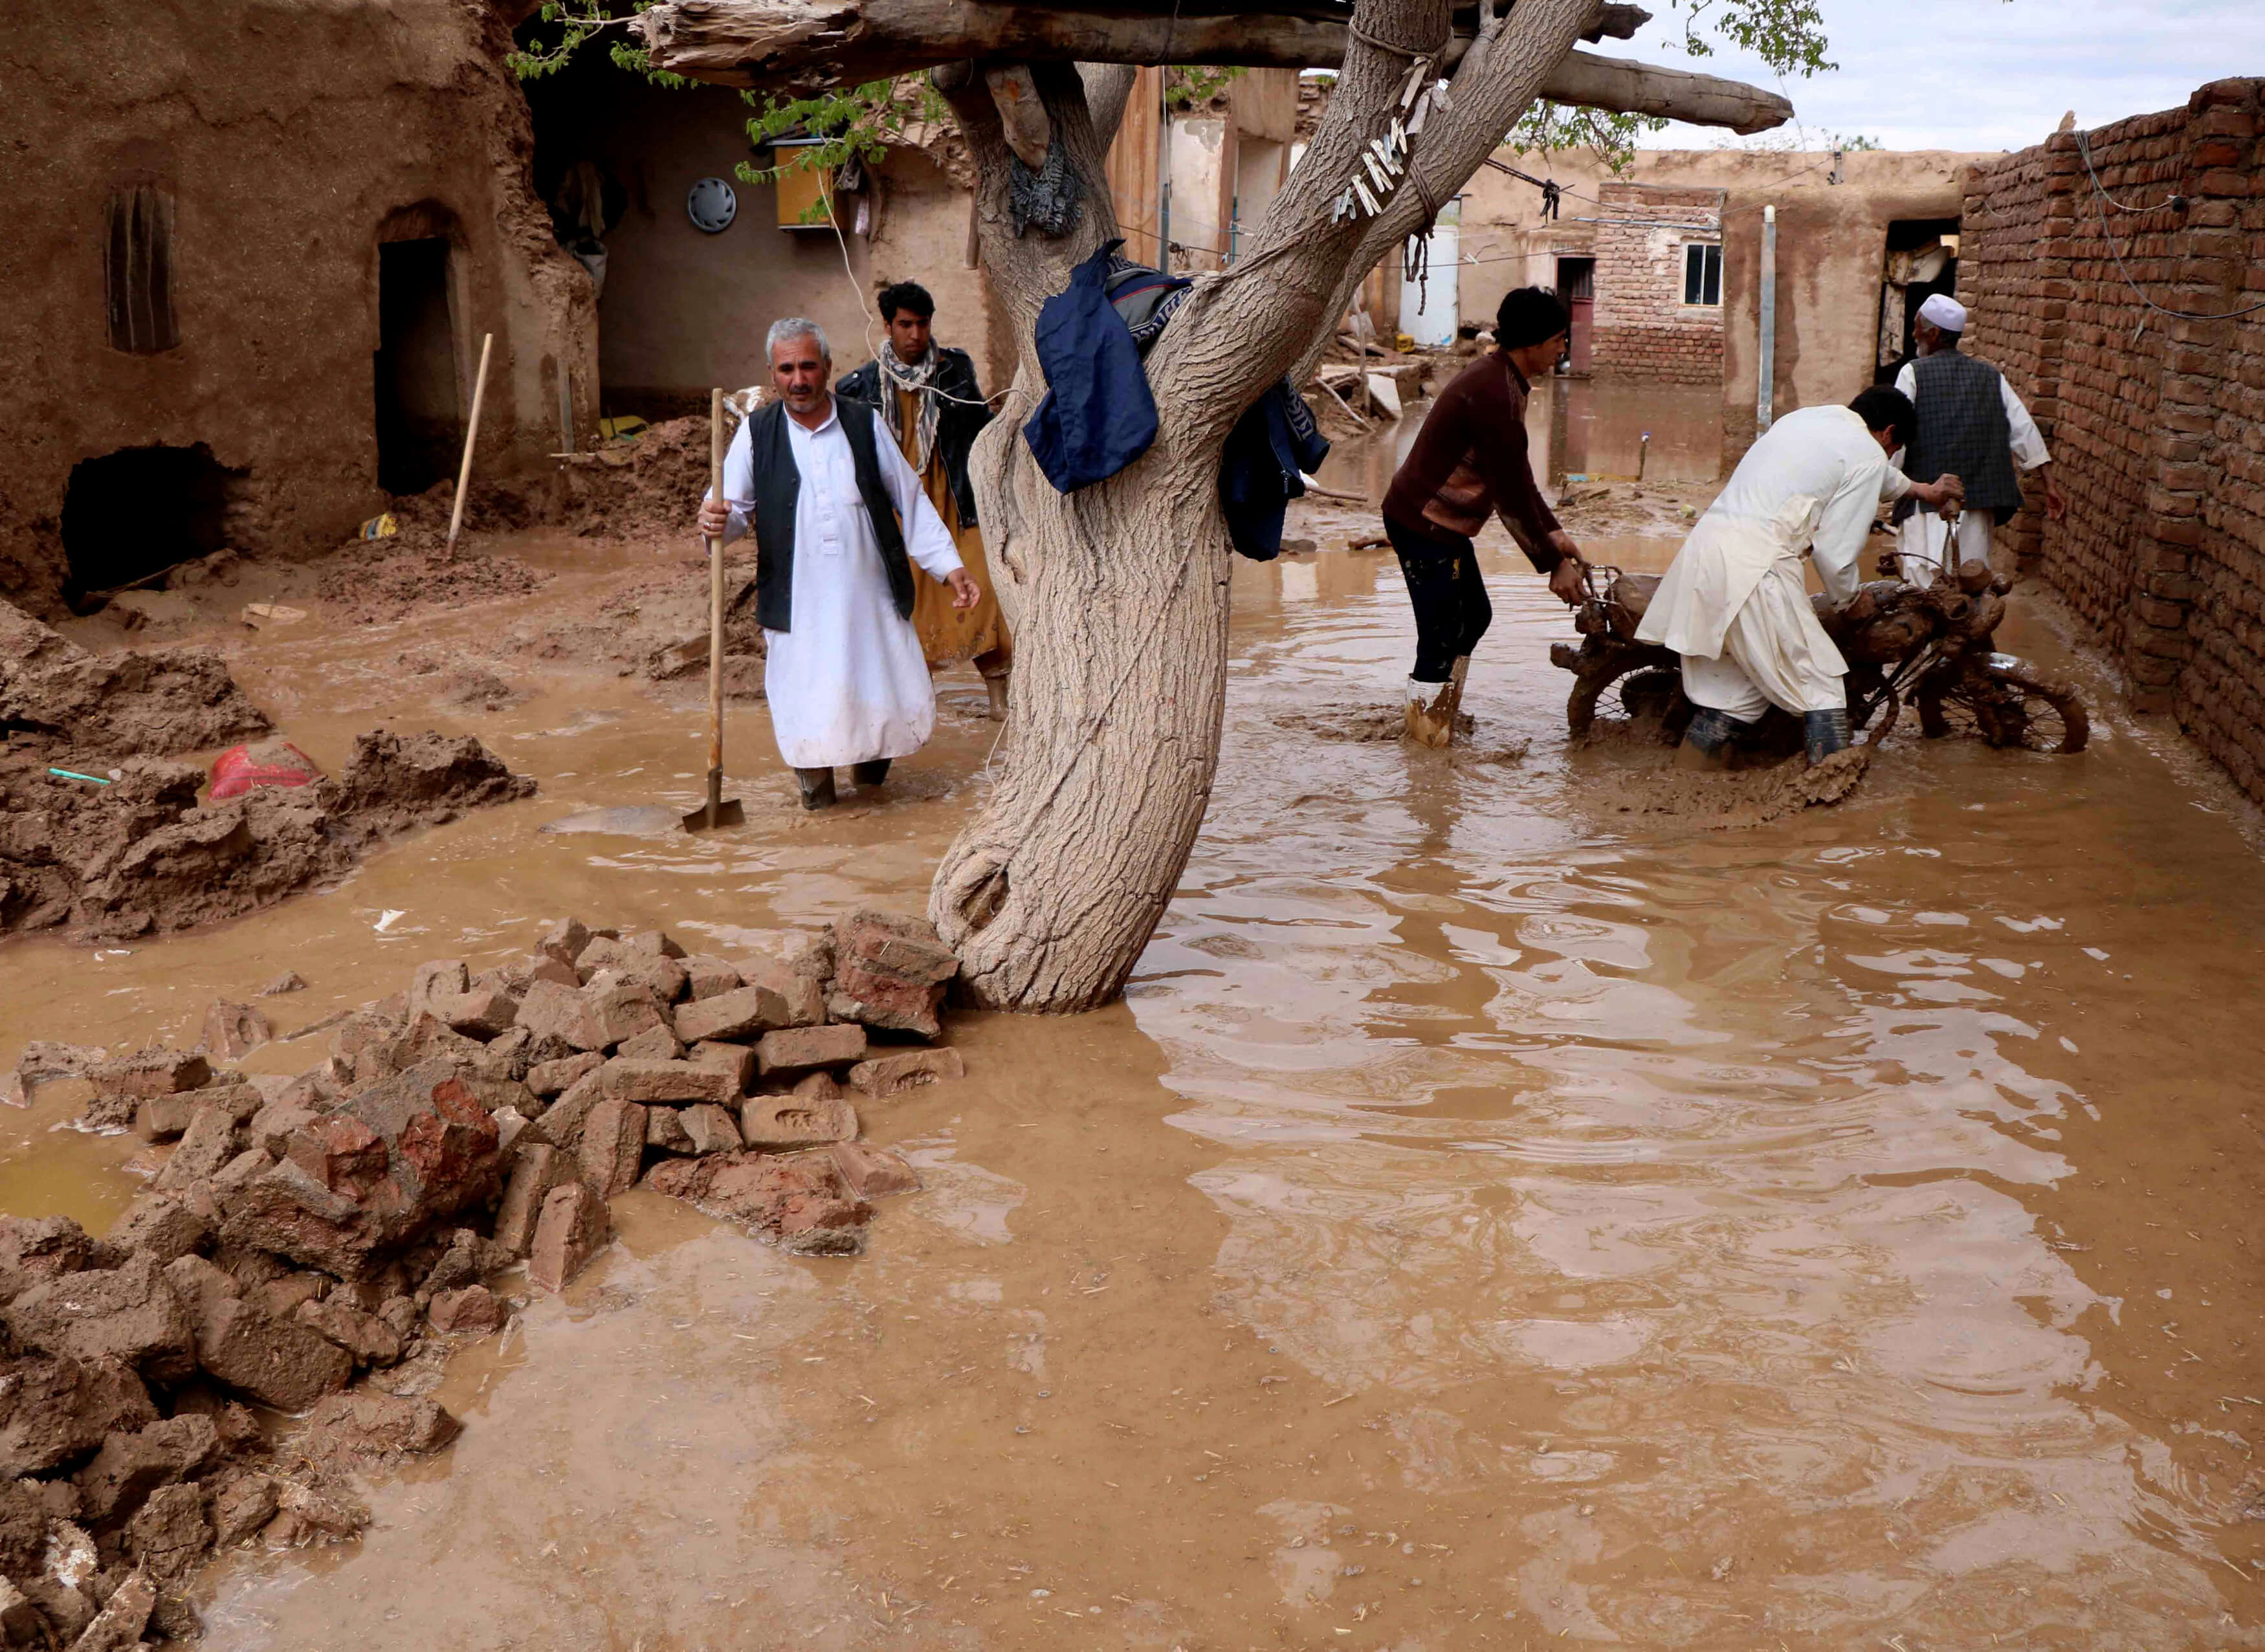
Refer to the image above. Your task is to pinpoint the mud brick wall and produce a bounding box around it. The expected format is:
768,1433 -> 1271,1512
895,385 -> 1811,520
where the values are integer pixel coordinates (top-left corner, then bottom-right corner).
1961,79 -> 2265,803
1591,184 -> 1725,386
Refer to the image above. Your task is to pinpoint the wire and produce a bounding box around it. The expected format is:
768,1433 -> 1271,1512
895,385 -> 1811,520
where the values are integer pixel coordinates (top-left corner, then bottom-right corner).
2073,131 -> 2265,323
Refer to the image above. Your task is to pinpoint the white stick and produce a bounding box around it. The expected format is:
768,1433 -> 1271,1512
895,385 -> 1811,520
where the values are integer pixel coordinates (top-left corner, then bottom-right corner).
445,331 -> 494,560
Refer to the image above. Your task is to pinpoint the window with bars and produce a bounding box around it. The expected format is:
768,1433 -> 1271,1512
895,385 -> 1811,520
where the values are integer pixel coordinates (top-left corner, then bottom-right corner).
1681,241 -> 1722,307
105,184 -> 177,354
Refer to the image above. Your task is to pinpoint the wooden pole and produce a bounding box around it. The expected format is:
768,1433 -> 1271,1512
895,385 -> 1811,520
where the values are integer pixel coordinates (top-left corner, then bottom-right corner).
1756,206 -> 1777,437
703,386 -> 726,828
444,331 -> 494,560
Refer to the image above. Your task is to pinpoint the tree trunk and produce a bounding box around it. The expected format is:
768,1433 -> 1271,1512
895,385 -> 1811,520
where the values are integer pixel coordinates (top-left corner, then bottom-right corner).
916,63 -> 1236,1010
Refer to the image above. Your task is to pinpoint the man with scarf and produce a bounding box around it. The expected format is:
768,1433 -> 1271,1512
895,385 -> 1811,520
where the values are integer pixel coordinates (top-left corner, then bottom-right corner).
837,281 -> 1013,719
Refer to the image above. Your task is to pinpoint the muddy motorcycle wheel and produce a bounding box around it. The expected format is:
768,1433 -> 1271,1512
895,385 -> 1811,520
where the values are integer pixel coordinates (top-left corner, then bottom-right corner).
1919,659 -> 2090,754
1565,649 -> 1668,738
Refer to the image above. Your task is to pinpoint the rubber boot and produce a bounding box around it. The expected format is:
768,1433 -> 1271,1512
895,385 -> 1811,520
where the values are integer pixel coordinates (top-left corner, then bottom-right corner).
1403,677 -> 1454,749
984,674 -> 1010,721
1674,706 -> 1740,771
851,758 -> 891,788
795,767 -> 837,810
1803,709 -> 1851,766
1437,655 -> 1473,747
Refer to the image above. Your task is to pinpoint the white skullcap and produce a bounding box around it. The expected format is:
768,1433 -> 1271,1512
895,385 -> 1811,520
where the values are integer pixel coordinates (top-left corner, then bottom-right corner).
1917,293 -> 1968,333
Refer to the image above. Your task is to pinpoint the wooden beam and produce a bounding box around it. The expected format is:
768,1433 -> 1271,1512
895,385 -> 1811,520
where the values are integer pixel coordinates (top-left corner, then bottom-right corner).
1541,49 -> 1791,136
633,1 -> 1787,134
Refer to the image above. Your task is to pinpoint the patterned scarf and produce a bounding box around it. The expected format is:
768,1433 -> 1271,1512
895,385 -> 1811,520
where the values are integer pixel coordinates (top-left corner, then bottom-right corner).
878,341 -> 944,476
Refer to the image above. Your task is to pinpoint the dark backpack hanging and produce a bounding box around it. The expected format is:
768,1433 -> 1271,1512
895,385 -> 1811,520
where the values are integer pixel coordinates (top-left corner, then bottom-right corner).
1022,239 -> 1161,493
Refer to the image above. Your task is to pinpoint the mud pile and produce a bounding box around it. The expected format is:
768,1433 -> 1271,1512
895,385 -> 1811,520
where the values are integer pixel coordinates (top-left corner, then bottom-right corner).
1,732 -> 536,942
312,546 -> 550,628
555,414 -> 736,542
0,911 -> 952,1646
0,600 -> 269,761
1593,745 -> 1872,827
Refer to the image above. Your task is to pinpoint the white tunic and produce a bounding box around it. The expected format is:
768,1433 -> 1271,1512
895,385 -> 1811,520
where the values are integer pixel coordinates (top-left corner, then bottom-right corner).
1638,405 -> 1912,661
718,399 -> 964,769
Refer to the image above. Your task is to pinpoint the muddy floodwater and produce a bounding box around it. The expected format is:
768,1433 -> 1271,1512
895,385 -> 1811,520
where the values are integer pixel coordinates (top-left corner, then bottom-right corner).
5,464 -> 2265,1648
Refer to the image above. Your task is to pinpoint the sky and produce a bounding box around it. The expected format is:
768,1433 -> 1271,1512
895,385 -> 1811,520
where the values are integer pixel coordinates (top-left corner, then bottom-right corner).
1609,0 -> 2265,152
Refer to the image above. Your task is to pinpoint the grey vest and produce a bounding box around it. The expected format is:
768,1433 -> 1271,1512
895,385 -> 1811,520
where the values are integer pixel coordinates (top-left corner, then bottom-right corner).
1894,350 -> 2024,522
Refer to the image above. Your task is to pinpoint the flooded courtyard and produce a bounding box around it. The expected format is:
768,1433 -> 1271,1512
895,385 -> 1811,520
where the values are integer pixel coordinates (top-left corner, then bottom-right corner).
3,426 -> 2263,1648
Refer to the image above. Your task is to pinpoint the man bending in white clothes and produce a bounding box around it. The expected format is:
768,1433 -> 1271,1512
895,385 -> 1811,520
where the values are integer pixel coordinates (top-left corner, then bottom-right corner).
696,318 -> 978,810
1637,386 -> 1963,769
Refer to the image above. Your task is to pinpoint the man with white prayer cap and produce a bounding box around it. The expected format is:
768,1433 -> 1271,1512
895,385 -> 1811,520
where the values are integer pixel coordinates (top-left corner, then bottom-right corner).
1890,293 -> 2066,583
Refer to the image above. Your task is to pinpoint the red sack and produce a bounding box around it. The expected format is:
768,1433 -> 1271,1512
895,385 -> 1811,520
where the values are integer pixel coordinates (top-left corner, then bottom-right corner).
209,738 -> 322,800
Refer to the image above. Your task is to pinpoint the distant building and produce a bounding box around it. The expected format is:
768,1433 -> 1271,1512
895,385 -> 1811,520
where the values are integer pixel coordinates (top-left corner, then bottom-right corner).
1457,147 -> 1989,466
6,0 -> 595,615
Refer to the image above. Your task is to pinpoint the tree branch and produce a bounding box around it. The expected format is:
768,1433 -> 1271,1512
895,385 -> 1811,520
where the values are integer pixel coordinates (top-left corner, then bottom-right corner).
1076,63 -> 1140,151
634,1 -> 1788,134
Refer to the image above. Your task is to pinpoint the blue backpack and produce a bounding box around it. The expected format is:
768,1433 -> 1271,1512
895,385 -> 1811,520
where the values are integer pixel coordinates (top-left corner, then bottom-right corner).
1022,240 -> 1165,493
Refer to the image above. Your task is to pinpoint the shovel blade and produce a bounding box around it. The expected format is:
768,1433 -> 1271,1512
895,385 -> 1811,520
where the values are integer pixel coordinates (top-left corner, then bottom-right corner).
681,798 -> 747,832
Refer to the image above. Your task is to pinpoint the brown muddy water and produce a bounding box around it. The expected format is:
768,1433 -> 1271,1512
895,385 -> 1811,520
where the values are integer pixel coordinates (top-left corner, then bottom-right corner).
6,469 -> 2265,1649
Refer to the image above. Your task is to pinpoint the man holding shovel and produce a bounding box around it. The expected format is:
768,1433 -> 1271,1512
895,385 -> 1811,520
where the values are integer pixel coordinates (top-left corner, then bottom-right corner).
695,318 -> 978,810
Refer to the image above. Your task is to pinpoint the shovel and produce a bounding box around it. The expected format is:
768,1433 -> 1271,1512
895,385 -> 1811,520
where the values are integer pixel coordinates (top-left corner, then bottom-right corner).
683,387 -> 746,832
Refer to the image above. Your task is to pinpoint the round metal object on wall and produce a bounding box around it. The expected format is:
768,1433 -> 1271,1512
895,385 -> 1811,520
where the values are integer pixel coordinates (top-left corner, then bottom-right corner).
686,177 -> 738,234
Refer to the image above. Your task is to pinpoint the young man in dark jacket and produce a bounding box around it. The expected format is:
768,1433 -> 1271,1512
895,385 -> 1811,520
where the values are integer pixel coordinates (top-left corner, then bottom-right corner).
1380,287 -> 1589,747
835,281 -> 1013,718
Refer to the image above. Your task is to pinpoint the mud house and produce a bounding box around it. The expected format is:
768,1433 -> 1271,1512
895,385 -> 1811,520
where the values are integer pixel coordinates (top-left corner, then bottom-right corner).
518,52 -> 1013,418
1457,147 -> 1987,465
3,0 -> 597,617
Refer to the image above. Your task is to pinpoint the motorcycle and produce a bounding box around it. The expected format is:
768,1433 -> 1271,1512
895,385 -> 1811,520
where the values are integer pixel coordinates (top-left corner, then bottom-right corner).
1549,548 -> 2089,758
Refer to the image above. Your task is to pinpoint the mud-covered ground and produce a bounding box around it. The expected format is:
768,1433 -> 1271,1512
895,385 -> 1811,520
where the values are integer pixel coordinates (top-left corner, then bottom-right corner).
4,404 -> 2264,1648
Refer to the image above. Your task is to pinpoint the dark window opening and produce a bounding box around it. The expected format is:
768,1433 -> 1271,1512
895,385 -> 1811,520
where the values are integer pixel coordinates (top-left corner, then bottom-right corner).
1876,217 -> 1961,381
373,237 -> 460,495
1682,242 -> 1722,307
106,184 -> 177,354
60,445 -> 235,601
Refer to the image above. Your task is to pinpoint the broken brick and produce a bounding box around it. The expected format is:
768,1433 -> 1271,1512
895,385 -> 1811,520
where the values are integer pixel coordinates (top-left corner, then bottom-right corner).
577,1095 -> 647,1196
527,1182 -> 610,1293
754,1023 -> 867,1077
740,1092 -> 857,1149
848,1046 -> 966,1097
830,1140 -> 921,1198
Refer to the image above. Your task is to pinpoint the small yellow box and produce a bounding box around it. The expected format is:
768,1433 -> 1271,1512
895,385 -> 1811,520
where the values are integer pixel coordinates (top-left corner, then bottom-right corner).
771,142 -> 835,229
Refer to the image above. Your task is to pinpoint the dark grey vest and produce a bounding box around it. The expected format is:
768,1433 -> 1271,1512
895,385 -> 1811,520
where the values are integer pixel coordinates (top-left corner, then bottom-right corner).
747,397 -> 914,633
1894,349 -> 2024,522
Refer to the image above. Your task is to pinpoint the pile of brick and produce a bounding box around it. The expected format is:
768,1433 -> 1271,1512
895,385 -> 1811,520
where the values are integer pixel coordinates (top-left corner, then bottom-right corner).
0,909 -> 960,1647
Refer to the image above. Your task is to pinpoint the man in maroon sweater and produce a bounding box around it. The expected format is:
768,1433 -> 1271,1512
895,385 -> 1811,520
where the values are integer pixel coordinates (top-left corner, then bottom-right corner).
1381,287 -> 1589,746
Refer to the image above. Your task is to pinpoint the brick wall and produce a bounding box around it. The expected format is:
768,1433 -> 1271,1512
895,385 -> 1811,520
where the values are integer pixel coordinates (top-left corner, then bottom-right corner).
1591,183 -> 1725,386
1961,79 -> 2265,804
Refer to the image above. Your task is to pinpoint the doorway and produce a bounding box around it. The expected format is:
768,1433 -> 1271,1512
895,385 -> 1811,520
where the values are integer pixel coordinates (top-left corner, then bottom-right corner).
59,444 -> 236,602
373,237 -> 459,494
1556,255 -> 1595,376
1876,218 -> 1960,382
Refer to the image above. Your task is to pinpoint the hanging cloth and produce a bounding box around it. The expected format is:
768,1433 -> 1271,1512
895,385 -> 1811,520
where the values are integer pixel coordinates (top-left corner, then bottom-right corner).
1022,239 -> 1159,492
